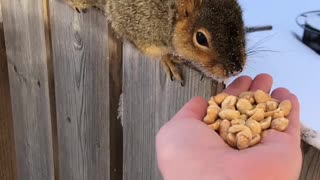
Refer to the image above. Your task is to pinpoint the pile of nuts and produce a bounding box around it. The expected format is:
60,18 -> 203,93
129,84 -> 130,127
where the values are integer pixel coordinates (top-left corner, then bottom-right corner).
204,90 -> 292,150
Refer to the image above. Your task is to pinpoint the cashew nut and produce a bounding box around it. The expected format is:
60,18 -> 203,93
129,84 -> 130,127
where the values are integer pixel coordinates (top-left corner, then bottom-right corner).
231,119 -> 246,126
249,108 -> 265,121
203,107 -> 220,124
227,133 -> 237,148
208,119 -> 222,131
246,119 -> 262,136
204,90 -> 292,150
250,134 -> 261,147
271,118 -> 289,132
221,95 -> 238,109
266,100 -> 279,111
236,98 -> 253,114
254,90 -> 271,103
239,91 -> 255,104
219,109 -> 240,121
260,116 -> 272,130
279,100 -> 292,116
219,120 -> 231,141
212,92 -> 229,105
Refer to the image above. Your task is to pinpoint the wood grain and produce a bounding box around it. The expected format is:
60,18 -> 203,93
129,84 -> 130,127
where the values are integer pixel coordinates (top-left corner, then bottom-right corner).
122,42 -> 222,180
300,141 -> 320,180
0,0 -> 55,179
0,22 -> 17,180
49,2 -> 110,180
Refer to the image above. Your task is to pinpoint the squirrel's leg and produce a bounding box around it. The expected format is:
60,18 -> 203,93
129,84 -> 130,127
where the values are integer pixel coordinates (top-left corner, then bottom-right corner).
160,54 -> 184,86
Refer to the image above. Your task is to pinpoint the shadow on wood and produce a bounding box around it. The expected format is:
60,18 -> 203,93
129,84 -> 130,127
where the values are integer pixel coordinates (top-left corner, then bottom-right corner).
0,21 -> 17,180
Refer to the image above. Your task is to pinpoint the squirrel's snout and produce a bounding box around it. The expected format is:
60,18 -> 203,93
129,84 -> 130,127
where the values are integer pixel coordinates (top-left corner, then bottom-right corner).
224,50 -> 245,76
225,61 -> 243,76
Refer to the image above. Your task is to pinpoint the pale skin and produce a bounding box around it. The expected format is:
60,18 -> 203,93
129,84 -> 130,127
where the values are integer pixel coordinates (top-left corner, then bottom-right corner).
156,73 -> 302,180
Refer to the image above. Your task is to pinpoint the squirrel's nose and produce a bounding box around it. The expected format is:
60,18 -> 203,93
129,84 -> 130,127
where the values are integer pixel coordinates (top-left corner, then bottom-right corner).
225,52 -> 244,76
225,61 -> 243,76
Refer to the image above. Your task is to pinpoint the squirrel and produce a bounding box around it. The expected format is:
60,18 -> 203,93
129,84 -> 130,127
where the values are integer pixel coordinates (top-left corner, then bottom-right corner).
63,0 -> 246,85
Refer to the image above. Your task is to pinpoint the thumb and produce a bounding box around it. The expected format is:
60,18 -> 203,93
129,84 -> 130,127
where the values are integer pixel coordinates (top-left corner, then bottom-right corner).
156,97 -> 226,157
156,97 -> 227,177
156,97 -> 209,146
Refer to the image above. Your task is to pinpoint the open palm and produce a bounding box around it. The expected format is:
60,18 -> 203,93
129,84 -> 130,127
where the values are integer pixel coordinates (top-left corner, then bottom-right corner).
156,74 -> 302,180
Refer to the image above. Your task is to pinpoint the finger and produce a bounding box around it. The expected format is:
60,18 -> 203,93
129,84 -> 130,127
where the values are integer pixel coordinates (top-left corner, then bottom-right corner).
249,73 -> 273,93
172,96 -> 208,121
271,87 -> 290,99
224,76 -> 252,96
271,88 -> 300,139
262,93 -> 300,145
285,93 -> 301,139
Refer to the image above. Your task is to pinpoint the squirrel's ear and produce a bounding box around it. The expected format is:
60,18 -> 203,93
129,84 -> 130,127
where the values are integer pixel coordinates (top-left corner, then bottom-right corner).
177,0 -> 202,18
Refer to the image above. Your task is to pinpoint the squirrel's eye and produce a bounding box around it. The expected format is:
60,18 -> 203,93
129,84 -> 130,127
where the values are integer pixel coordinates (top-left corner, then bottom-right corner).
196,32 -> 209,47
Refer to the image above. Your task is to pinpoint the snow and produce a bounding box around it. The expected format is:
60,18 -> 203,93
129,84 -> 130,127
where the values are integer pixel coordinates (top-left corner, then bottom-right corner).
226,1 -> 320,132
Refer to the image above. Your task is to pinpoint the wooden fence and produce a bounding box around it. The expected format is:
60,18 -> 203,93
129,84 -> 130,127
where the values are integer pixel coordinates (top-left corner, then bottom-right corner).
1,1 -> 320,180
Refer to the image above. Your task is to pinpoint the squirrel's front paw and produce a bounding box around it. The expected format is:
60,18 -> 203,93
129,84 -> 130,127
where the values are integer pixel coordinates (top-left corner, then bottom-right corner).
160,55 -> 184,86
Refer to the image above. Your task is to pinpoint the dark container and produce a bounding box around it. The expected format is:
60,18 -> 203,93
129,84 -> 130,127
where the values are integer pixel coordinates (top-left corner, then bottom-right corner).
297,11 -> 320,55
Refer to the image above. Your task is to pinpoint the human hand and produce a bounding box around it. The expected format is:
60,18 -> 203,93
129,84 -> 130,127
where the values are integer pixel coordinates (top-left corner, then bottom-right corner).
156,74 -> 302,180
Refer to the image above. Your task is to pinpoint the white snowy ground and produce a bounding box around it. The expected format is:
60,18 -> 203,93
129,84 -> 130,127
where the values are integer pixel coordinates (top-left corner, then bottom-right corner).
226,1 -> 320,148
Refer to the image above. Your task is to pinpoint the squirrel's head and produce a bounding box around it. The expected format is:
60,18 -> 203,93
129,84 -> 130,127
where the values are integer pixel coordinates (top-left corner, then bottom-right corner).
173,0 -> 246,81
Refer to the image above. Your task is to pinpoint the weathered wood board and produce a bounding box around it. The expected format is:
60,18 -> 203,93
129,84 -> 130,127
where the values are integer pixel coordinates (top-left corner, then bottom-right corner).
0,0 -> 55,179
49,1 -> 110,179
300,141 -> 320,180
0,20 -> 17,180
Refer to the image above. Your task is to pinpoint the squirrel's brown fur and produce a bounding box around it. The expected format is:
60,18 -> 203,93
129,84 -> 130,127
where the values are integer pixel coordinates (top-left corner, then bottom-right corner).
64,0 -> 246,83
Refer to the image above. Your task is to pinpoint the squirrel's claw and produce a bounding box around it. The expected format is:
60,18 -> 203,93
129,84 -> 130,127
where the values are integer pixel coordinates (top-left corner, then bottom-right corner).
81,8 -> 87,13
74,7 -> 87,13
75,7 -> 81,13
180,81 -> 185,87
65,1 -> 89,13
160,55 -> 184,86
200,75 -> 205,81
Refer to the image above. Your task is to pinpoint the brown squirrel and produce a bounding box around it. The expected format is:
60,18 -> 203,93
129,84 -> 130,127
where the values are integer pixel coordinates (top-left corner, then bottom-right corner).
63,0 -> 246,85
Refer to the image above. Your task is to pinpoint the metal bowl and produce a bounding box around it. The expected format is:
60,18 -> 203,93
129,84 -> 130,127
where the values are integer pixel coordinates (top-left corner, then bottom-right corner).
296,11 -> 320,54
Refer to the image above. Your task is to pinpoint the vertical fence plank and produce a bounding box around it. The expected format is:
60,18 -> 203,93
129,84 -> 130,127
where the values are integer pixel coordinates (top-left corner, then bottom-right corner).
299,141 -> 320,180
0,20 -> 17,180
0,0 -> 55,179
122,42 -> 222,180
49,1 -> 110,179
